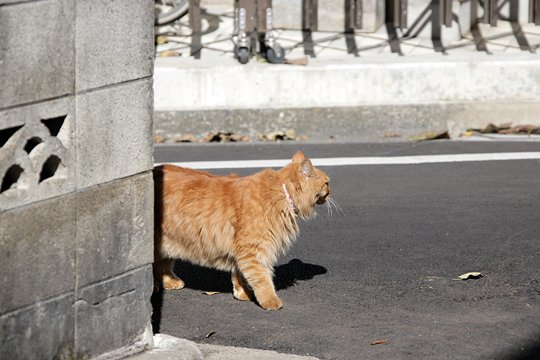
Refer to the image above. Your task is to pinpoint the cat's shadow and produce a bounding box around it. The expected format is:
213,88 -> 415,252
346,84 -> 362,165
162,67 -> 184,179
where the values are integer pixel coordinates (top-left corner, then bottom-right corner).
152,259 -> 327,332
173,258 -> 327,292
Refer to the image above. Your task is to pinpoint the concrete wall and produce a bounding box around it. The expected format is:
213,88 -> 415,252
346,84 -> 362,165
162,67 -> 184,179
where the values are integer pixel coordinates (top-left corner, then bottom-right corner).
273,0 -> 385,32
0,0 -> 155,359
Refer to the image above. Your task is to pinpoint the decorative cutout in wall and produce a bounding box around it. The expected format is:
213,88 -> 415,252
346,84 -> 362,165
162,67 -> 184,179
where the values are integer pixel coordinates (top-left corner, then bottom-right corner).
39,155 -> 62,183
41,115 -> 67,137
24,137 -> 43,154
0,125 -> 24,148
1,165 -> 24,193
0,102 -> 72,210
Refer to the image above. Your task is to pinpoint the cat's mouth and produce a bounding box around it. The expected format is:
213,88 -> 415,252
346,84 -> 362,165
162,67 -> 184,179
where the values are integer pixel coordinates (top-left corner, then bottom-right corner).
316,193 -> 330,205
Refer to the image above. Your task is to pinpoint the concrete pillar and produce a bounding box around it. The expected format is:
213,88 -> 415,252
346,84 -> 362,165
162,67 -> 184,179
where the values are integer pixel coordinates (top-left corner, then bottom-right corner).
0,0 -> 155,358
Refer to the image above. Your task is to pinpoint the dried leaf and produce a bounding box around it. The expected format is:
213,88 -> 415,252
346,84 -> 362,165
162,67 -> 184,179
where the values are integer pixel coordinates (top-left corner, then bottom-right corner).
409,131 -> 450,142
203,291 -> 220,295
285,128 -> 296,140
381,131 -> 401,138
370,339 -> 389,346
174,134 -> 196,143
153,135 -> 165,144
284,56 -> 309,66
481,123 -> 509,134
466,123 -> 540,136
258,129 -> 297,142
157,49 -> 181,57
229,134 -> 250,142
205,331 -> 216,338
499,125 -> 540,135
457,272 -> 483,280
156,35 -> 169,45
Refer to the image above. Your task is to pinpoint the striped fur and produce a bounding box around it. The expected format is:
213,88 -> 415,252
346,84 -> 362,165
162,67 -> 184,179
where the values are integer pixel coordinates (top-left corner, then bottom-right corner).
153,151 -> 331,310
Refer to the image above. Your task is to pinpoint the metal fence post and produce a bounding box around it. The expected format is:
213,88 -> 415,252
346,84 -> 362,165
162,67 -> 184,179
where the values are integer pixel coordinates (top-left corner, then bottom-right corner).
531,0 -> 540,25
439,0 -> 452,27
483,0 -> 498,26
388,0 -> 407,29
189,0 -> 201,58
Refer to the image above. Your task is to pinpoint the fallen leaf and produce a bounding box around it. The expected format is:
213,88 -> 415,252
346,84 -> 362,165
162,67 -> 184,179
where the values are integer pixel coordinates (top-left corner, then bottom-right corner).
457,272 -> 483,280
465,123 -> 540,136
153,135 -> 165,143
370,339 -> 389,346
174,134 -> 196,143
284,56 -> 309,66
499,125 -> 540,135
284,128 -> 297,140
206,331 -> 216,338
258,129 -> 297,141
229,134 -> 250,142
203,291 -> 220,295
157,49 -> 181,57
409,131 -> 450,142
156,35 -> 169,45
481,123 -> 510,134
381,131 -> 401,138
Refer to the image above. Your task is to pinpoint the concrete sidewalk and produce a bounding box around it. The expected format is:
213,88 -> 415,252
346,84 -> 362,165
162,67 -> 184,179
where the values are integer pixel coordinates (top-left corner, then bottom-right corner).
127,334 -> 320,360
154,1 -> 540,143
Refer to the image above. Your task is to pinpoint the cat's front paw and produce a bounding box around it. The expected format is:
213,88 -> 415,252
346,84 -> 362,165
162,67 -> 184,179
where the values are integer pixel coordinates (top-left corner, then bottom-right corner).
259,295 -> 283,310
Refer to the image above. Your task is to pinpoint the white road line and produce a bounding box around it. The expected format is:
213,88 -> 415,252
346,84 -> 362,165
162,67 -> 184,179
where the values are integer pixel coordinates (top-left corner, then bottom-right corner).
156,152 -> 540,169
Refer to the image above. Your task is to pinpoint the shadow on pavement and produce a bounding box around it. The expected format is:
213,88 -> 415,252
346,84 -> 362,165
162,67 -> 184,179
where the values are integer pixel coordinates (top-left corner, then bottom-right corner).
170,258 -> 327,293
151,258 -> 327,331
494,335 -> 540,360
274,258 -> 327,290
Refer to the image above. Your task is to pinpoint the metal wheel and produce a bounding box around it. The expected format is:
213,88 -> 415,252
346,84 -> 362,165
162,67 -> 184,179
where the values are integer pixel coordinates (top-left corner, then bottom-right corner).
266,45 -> 284,64
237,47 -> 250,64
155,0 -> 189,26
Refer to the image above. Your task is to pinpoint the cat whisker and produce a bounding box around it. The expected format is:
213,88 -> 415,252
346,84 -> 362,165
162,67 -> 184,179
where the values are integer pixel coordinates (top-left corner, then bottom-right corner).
328,198 -> 344,218
326,201 -> 333,220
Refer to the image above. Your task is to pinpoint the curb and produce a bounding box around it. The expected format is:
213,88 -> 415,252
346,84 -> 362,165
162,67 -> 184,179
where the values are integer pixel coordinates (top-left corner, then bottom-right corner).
127,334 -> 203,360
127,334 -> 320,360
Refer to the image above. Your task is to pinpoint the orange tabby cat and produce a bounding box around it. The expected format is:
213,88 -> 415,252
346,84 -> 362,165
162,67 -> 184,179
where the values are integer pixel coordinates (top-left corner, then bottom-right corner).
153,151 -> 331,310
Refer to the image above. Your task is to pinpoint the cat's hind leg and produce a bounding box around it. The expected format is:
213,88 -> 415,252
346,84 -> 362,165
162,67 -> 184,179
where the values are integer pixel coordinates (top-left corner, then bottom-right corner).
154,257 -> 185,290
232,269 -> 252,301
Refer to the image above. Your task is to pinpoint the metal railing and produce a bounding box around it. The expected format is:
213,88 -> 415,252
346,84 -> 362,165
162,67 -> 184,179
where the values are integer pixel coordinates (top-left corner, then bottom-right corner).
177,0 -> 540,60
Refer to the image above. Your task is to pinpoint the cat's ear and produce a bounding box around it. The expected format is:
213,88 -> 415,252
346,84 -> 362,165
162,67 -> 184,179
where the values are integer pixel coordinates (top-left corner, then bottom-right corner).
300,159 -> 314,177
292,150 -> 306,163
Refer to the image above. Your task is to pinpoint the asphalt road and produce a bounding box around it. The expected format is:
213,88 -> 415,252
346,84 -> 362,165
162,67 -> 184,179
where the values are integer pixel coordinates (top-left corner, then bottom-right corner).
152,141 -> 540,360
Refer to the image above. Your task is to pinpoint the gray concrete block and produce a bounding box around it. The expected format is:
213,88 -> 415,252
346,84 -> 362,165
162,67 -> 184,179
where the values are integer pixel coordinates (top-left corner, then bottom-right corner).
405,0 -> 472,45
75,79 -> 153,189
154,54 -> 540,112
0,196 -> 76,314
154,99 -> 540,142
0,0 -> 74,109
0,294 -> 75,360
75,0 -> 154,91
154,105 -> 448,143
75,265 -> 153,359
273,0 -> 384,32
76,172 -> 154,288
0,97 -> 75,211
